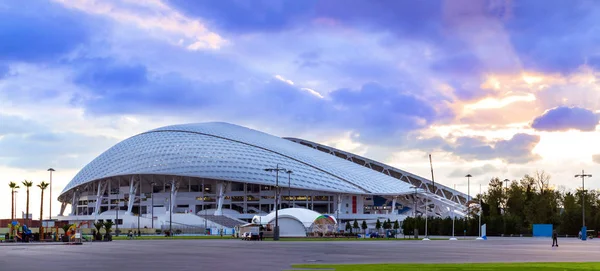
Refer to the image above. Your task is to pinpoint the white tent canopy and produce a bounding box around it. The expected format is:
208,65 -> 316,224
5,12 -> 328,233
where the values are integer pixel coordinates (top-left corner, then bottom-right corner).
251,208 -> 337,237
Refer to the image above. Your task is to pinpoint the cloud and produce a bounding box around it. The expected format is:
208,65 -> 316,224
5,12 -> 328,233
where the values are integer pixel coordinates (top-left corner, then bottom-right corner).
448,164 -> 502,178
274,74 -> 294,85
593,154 -> 600,164
0,64 -> 9,79
0,114 -> 118,169
506,0 -> 600,74
531,106 -> 600,132
0,115 -> 45,135
448,133 -> 541,164
0,0 -> 92,62
56,0 -> 227,50
73,58 -> 148,89
166,0 -> 318,34
63,54 -> 451,145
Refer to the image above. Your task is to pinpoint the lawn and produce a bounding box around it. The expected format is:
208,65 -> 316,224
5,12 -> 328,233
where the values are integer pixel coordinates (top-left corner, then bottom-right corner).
290,262 -> 600,271
112,235 -> 234,240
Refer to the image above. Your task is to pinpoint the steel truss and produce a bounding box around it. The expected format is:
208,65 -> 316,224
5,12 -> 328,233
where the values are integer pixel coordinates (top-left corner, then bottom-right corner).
285,138 -> 467,217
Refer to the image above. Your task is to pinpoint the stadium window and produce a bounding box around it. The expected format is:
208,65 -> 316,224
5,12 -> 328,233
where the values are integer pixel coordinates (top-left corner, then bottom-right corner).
231,183 -> 244,191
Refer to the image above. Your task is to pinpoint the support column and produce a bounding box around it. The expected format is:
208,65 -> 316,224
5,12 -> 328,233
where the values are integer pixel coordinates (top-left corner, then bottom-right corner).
337,194 -> 342,215
391,196 -> 397,215
108,180 -> 112,213
95,181 -> 106,216
126,176 -> 138,215
169,179 -> 178,214
59,202 -> 68,216
215,182 -> 225,215
70,190 -> 78,215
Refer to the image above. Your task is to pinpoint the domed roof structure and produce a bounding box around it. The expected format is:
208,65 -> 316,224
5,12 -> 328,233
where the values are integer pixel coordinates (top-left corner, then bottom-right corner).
59,122 -> 415,200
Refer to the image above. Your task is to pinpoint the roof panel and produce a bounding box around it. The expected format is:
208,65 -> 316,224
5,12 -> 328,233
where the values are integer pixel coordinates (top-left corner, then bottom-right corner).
60,122 -> 415,198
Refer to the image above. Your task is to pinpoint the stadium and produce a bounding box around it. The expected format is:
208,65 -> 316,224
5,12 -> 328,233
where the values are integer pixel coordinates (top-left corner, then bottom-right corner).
56,122 -> 468,236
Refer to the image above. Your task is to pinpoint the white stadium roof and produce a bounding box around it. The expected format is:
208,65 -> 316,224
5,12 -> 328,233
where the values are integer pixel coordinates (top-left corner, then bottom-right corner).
60,122 -> 416,199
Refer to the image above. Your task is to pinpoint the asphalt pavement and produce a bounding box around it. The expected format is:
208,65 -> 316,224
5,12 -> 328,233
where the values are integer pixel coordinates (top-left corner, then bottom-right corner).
1,237 -> 599,271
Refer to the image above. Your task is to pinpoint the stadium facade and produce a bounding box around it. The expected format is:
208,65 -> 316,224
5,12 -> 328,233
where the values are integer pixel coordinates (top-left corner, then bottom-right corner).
56,122 -> 467,231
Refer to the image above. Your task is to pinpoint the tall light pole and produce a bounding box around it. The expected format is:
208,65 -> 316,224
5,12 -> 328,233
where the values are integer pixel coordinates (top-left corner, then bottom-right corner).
449,184 -> 457,241
116,179 -> 120,237
575,170 -> 592,241
137,177 -> 141,236
477,184 -> 482,240
286,170 -> 293,208
48,168 -> 55,220
202,182 -> 207,233
465,174 -> 472,236
410,186 -> 418,238
169,179 -> 174,238
423,154 -> 436,241
151,182 -> 155,229
503,179 -> 510,236
264,164 -> 286,241
465,174 -> 472,202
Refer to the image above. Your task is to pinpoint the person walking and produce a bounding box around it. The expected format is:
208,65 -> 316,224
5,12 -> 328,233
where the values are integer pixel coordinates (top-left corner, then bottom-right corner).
552,230 -> 558,247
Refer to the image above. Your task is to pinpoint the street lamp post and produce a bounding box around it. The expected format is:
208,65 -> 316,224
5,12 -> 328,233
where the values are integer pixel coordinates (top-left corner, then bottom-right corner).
476,184 -> 483,240
286,170 -> 293,208
423,154 -> 436,241
465,174 -> 472,236
575,170 -> 592,241
48,168 -> 55,220
465,174 -> 472,202
450,184 -> 457,241
503,179 -> 510,236
151,182 -> 155,229
202,183 -> 207,233
169,180 -> 173,238
264,164 -> 287,241
137,178 -> 141,236
410,186 -> 418,238
116,179 -> 120,237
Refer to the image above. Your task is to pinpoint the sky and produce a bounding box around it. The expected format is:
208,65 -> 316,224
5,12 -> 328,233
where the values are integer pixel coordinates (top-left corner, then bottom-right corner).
1,0 -> 600,219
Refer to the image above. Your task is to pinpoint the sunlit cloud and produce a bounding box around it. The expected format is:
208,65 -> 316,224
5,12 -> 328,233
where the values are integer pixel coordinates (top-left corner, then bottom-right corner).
301,88 -> 324,99
274,74 -> 294,85
54,0 -> 227,50
464,94 -> 537,111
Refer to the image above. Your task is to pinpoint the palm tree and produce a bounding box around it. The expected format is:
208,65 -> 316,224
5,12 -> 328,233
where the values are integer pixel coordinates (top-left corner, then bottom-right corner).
8,182 -> 20,220
22,180 -> 33,226
8,182 -> 19,238
37,181 -> 49,239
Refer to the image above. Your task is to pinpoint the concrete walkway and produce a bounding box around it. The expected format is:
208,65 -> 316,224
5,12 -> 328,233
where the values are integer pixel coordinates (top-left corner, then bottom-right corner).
0,237 -> 597,271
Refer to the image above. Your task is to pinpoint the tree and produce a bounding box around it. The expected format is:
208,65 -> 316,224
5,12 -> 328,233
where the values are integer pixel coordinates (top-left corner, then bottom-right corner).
361,220 -> 368,235
384,218 -> 392,230
94,221 -> 104,241
22,180 -> 33,226
353,219 -> 359,232
375,219 -> 382,232
393,220 -> 400,230
8,182 -> 19,238
345,221 -> 351,233
37,181 -> 49,239
103,220 -> 114,241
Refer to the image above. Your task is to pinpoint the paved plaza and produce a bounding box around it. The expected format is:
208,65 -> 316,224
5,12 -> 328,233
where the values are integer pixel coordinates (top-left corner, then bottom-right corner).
1,238 -> 599,271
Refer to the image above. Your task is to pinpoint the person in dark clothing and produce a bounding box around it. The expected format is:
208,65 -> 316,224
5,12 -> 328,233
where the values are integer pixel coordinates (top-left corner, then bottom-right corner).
552,230 -> 558,247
